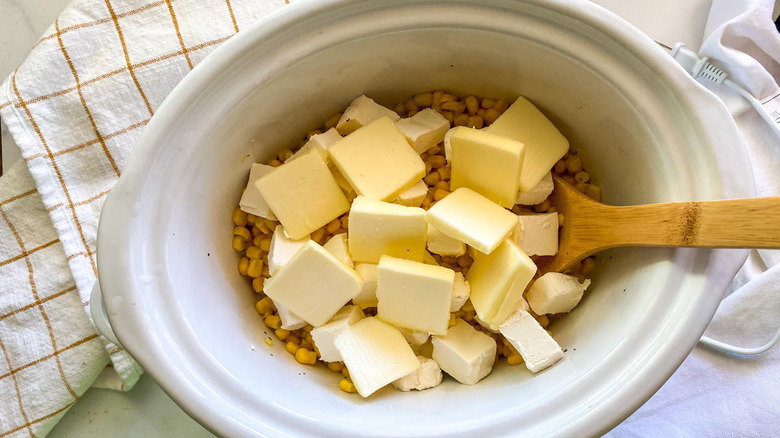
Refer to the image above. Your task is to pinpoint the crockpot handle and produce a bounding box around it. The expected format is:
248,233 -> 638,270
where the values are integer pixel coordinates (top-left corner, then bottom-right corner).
90,281 -> 122,346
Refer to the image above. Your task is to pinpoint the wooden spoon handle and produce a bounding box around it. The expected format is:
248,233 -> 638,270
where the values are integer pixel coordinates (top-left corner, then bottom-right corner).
596,197 -> 780,249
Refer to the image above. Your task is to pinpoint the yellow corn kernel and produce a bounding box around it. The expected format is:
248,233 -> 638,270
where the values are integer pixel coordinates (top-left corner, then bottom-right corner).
586,185 -> 602,202
327,362 -> 344,373
437,166 -> 451,181
264,337 -> 273,346
574,171 -> 590,183
434,180 -> 450,191
423,172 -> 440,186
311,227 -> 326,244
467,115 -> 484,129
393,102 -> 406,117
461,300 -> 474,312
341,367 -> 350,378
295,348 -> 317,365
428,145 -> 442,156
448,314 -> 457,328
537,314 -> 550,328
428,155 -> 446,169
326,219 -> 342,234
465,96 -> 479,114
507,352 -> 524,365
453,113 -> 469,127
440,100 -> 460,112
234,226 -> 251,241
440,93 -> 455,103
246,214 -> 257,225
258,238 -> 272,252
285,341 -> 300,355
274,328 -> 290,341
247,259 -> 264,278
432,90 -> 445,106
251,225 -> 263,238
433,189 -> 450,201
307,130 -> 322,140
533,199 -> 551,213
233,236 -> 247,252
232,208 -> 248,226
494,99 -> 509,113
483,108 -> 500,124
278,149 -> 294,162
421,196 -> 433,210
264,314 -> 282,330
413,92 -> 433,107
581,257 -> 597,277
457,254 -> 473,268
339,379 -> 357,393
238,257 -> 250,276
565,155 -> 583,174
262,265 -> 271,277
325,113 -> 342,129
477,108 -> 486,117
481,97 -> 496,109
251,277 -> 265,293
246,246 -> 263,260
440,111 -> 454,122
269,159 -> 282,167
404,99 -> 418,113
562,174 -> 576,185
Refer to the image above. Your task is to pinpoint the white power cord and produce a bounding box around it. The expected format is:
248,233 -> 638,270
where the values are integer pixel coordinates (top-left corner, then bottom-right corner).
668,42 -> 780,356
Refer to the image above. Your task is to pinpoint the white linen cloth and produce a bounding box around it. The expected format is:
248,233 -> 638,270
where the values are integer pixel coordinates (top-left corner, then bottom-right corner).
0,0 -> 776,437
609,0 -> 780,435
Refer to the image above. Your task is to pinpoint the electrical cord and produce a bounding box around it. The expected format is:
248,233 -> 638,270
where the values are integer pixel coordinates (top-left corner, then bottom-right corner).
668,42 -> 780,356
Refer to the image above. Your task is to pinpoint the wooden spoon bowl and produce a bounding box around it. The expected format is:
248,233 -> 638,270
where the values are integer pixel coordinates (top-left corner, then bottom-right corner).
535,175 -> 780,274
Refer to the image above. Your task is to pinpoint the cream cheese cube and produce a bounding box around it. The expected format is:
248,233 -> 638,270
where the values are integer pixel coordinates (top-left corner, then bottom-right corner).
527,272 -> 591,315
443,128 -> 454,162
516,171 -> 554,205
395,108 -> 450,154
310,305 -> 364,362
268,225 -> 310,276
376,255 -> 454,335
276,303 -> 306,330
394,180 -> 428,207
323,233 -> 353,268
499,308 -> 563,373
427,223 -> 467,257
512,212 -> 559,257
485,96 -> 569,191
431,318 -> 496,385
334,317 -> 420,397
392,356 -> 442,392
449,126 -> 526,207
336,95 -> 400,135
290,128 -> 342,162
467,239 -> 537,330
348,197 -> 427,263
329,117 -> 425,201
450,272 -> 470,312
352,262 -> 378,309
264,241 -> 363,327
427,188 -> 518,254
239,164 -> 277,220
256,151 -> 350,239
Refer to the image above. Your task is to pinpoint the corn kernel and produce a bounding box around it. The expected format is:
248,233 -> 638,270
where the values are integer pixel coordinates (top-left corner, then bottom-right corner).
238,257 -> 249,276
413,92 -> 433,107
246,214 -> 257,225
326,219 -> 342,234
285,341 -> 300,355
507,352 -> 524,365
494,99 -> 509,113
339,379 -> 357,393
574,171 -> 590,183
537,314 -> 550,328
467,115 -> 484,129
453,113 -> 469,127
481,98 -> 496,109
581,257 -> 597,277
274,328 -> 290,341
247,259 -> 264,278
295,348 -> 317,365
433,189 -> 450,201
264,314 -> 282,330
278,149 -> 294,162
232,208 -> 248,226
437,166 -> 451,181
428,145 -> 442,155
533,199 -> 551,213
342,367 -> 350,378
246,246 -> 262,260
307,129 -> 322,140
440,101 -> 460,112
340,215 -> 349,230
565,155 -> 583,174
421,197 -> 433,210
440,111 -> 454,122
327,361 -> 344,373
232,236 -> 247,252
258,238 -> 272,252
325,113 -> 342,129
264,337 -> 273,346
269,159 -> 282,167
562,174 -> 576,185
434,181 -> 450,191
457,254 -> 473,268
404,99 -> 418,113
233,226 -> 251,241
424,172 -> 440,186
393,102 -> 406,117
311,228 -> 326,244
428,155 -> 446,169
252,277 -> 265,293
255,297 -> 274,315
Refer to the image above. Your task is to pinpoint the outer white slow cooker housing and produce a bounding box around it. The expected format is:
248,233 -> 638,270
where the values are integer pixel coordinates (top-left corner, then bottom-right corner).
95,0 -> 752,436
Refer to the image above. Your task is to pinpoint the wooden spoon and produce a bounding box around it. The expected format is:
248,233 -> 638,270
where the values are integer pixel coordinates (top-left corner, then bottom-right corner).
535,175 -> 780,274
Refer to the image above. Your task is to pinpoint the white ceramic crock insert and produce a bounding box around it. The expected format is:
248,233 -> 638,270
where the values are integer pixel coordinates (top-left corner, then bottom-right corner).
95,0 -> 753,436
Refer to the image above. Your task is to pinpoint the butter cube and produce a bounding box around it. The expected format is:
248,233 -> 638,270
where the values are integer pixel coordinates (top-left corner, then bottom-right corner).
276,303 -> 306,330
323,233 -> 353,268
395,108 -> 450,154
432,318 -> 496,385
426,224 -> 466,257
450,272 -> 470,312
499,308 -> 563,373
392,356 -> 442,392
310,305 -> 364,362
423,251 -> 438,265
268,225 -> 310,276
516,171 -> 554,205
485,96 -> 569,191
336,95 -> 400,135
329,117 -> 425,201
348,197 -> 427,263
466,239 -> 537,330
264,241 -> 362,327
512,213 -> 559,256
257,151 -> 350,239
426,188 -> 518,254
239,164 -> 277,220
449,127 -> 526,207
394,180 -> 428,207
289,127 -> 342,162
376,255 -> 454,335
527,272 -> 591,315
334,317 -> 420,397
353,263 -> 378,309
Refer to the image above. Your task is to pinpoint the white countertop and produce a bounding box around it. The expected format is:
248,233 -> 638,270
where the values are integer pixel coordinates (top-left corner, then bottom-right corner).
0,0 -> 760,436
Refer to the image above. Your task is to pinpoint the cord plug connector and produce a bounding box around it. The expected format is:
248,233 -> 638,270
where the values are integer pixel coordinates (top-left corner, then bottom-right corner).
670,42 -> 728,84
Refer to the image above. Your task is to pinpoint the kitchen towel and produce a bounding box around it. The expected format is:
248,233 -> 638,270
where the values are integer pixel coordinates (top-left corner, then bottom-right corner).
0,0 -> 289,436
609,0 -> 780,436
0,1 -> 778,438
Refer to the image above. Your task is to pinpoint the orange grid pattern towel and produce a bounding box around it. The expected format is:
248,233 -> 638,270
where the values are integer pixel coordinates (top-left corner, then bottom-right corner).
0,0 -> 289,436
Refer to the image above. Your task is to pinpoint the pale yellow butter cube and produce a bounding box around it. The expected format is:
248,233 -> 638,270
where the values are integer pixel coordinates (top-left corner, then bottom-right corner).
426,187 -> 518,254
334,317 -> 420,397
485,96 -> 569,191
348,196 -> 427,263
353,263 -> 378,308
466,238 -> 537,329
256,151 -> 350,239
289,127 -> 341,162
336,95 -> 400,135
449,127 -> 526,207
395,108 -> 450,154
394,180 -> 427,207
426,223 -> 466,257
264,241 -> 363,327
329,117 -> 425,201
376,255 -> 454,335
